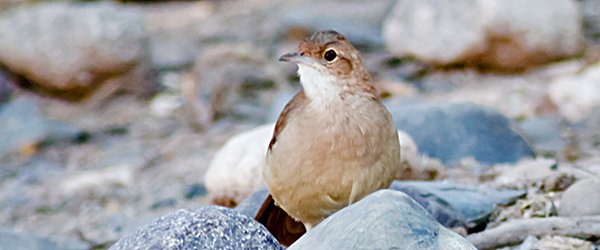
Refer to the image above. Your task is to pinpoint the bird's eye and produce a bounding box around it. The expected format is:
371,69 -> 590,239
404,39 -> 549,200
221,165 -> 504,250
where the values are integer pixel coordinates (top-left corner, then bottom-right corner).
323,49 -> 337,62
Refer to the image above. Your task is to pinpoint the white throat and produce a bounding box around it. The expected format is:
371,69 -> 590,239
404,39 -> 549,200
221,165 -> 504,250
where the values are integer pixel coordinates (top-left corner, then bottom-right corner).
297,64 -> 343,103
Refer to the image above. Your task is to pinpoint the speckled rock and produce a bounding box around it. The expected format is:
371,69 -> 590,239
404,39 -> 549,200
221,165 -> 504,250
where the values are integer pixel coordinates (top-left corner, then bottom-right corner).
387,100 -> 535,165
558,178 -> 600,217
109,206 -> 284,250
288,190 -> 476,250
383,0 -> 583,70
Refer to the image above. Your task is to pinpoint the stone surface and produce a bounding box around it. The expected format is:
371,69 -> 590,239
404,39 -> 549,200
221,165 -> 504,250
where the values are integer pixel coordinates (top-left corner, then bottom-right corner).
234,186 -> 269,218
204,124 -> 272,205
518,115 -> 566,156
387,100 -> 535,165
192,44 -> 283,123
0,2 -> 147,101
0,228 -> 87,250
391,181 -> 526,229
382,0 -> 583,71
0,96 -> 80,158
558,178 -> 600,217
109,206 -> 283,250
289,190 -> 476,250
548,62 -> 600,122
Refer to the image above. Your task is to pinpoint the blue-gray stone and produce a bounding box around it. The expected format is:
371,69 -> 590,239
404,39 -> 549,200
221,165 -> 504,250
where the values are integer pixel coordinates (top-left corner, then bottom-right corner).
288,190 -> 476,250
0,96 -> 80,157
391,181 -> 526,229
0,228 -> 87,250
518,115 -> 566,156
234,185 -> 269,218
386,100 -> 535,165
109,206 -> 284,250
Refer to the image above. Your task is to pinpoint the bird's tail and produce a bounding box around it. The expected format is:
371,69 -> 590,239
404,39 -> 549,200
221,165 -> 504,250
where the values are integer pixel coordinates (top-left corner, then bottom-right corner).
255,194 -> 306,247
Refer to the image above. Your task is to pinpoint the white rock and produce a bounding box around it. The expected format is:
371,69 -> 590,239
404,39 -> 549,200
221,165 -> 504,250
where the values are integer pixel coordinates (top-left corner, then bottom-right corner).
558,177 -> 600,217
204,124 -> 273,204
382,0 -> 583,70
59,164 -> 134,196
204,123 -> 421,204
548,62 -> 600,122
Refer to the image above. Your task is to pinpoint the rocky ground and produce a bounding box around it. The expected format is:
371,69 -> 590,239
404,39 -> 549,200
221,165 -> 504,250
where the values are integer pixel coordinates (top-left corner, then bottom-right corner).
1,0 -> 600,249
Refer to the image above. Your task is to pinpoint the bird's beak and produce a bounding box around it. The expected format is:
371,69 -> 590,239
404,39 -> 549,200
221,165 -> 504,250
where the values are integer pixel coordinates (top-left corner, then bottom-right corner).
279,52 -> 314,65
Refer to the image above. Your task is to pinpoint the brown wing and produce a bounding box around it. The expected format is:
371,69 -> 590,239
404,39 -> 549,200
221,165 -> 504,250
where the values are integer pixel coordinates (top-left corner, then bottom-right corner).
268,91 -> 307,151
255,194 -> 306,247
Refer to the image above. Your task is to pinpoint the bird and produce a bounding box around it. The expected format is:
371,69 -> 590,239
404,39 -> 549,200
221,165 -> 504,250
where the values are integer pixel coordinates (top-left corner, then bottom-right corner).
255,30 -> 400,246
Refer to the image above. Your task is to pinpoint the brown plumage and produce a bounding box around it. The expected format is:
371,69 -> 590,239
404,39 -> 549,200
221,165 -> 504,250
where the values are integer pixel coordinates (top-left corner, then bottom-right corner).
255,30 -> 400,246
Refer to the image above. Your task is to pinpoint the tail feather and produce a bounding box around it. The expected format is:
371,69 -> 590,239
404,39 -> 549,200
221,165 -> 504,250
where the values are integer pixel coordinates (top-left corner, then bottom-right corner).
255,194 -> 306,247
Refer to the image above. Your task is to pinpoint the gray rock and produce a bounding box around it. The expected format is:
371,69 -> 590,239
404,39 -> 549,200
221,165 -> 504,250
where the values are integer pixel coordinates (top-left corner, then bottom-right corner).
0,2 -> 147,101
234,186 -> 269,218
391,181 -> 526,229
558,178 -> 600,217
518,115 -> 566,156
0,96 -> 80,158
382,0 -> 583,71
386,100 -> 534,165
289,190 -> 476,250
0,228 -> 87,250
109,206 -> 284,250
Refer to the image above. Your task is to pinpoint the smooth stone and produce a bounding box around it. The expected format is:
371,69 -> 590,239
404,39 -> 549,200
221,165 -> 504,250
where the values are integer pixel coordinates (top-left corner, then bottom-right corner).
386,100 -> 535,165
0,228 -> 87,250
391,181 -> 526,229
518,115 -> 566,156
289,190 -> 476,250
558,178 -> 600,217
234,185 -> 269,218
109,206 -> 284,250
0,2 -> 148,101
548,62 -> 600,122
382,0 -> 583,71
204,124 -> 272,205
0,96 -> 80,158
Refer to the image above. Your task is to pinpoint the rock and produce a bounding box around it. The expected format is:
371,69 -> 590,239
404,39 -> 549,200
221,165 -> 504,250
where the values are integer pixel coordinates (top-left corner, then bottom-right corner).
0,96 -> 80,158
204,124 -> 273,206
548,62 -> 600,122
0,228 -> 87,250
191,44 -> 283,123
518,115 -> 566,156
0,68 -> 15,105
0,2 -> 148,101
387,100 -> 535,165
58,164 -> 134,197
494,158 -> 558,188
558,178 -> 600,217
276,0 -> 394,48
109,206 -> 283,250
288,190 -> 476,250
234,186 -> 269,218
382,0 -> 583,71
390,181 -> 526,229
535,235 -> 594,250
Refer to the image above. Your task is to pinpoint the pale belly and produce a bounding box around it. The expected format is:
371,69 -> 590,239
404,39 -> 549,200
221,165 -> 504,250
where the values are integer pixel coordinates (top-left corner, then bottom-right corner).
263,101 -> 400,227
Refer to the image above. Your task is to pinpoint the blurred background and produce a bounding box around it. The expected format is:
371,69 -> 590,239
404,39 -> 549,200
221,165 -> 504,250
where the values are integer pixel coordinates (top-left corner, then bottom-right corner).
0,0 -> 600,249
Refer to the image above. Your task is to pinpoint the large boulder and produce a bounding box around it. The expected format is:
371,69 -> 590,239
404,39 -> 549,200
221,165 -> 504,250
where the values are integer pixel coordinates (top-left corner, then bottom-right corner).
387,100 -> 535,165
382,0 -> 583,71
0,2 -> 148,101
288,190 -> 476,250
109,206 -> 283,250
